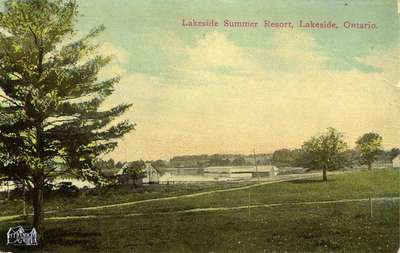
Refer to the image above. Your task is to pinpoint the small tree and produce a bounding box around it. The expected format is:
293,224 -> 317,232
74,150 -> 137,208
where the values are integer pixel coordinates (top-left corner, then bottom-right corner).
232,157 -> 246,166
271,148 -> 302,167
356,133 -> 383,170
123,161 -> 145,186
301,128 -> 347,181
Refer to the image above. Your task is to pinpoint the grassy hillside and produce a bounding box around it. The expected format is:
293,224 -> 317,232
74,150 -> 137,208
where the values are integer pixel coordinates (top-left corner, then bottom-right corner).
54,169 -> 399,217
1,169 -> 399,252
0,180 -> 256,217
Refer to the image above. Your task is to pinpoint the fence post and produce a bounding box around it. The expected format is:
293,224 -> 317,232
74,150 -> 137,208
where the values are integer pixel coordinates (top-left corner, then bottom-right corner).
7,181 -> 10,199
369,193 -> 373,218
248,191 -> 251,218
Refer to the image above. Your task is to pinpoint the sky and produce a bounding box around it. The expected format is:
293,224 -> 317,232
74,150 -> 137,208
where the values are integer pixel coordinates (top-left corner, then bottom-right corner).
75,0 -> 400,161
3,0 -> 399,161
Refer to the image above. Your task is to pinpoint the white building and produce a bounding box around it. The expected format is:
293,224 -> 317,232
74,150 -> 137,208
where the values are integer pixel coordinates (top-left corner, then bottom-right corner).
118,163 -> 160,185
143,163 -> 160,184
393,154 -> 400,168
204,165 -> 279,180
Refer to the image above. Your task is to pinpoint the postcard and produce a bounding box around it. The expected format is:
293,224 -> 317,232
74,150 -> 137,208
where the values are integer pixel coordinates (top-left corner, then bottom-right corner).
0,0 -> 399,252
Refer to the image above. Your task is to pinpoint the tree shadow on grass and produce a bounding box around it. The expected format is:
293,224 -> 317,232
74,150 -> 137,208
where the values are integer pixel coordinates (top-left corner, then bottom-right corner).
42,228 -> 101,251
0,221 -> 35,253
2,227 -> 102,253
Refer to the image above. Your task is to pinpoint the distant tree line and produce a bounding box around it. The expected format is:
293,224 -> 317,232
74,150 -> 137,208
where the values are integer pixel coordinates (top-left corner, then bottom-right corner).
170,153 -> 271,167
94,159 -> 168,171
272,129 -> 398,181
272,145 -> 399,168
96,130 -> 398,184
95,144 -> 399,175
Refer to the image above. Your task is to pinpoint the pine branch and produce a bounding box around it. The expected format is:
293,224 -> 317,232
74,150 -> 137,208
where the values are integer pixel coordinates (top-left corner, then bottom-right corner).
0,94 -> 22,107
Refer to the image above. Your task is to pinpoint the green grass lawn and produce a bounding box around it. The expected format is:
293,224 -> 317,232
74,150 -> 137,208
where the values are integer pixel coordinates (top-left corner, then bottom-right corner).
0,180 -> 257,217
53,169 -> 399,217
0,169 -> 399,252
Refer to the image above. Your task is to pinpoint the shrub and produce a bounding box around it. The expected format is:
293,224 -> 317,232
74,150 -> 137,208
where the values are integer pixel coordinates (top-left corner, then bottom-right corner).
55,182 -> 80,198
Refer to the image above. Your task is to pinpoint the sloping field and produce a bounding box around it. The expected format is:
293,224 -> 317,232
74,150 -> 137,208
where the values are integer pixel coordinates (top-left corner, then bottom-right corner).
1,169 -> 399,253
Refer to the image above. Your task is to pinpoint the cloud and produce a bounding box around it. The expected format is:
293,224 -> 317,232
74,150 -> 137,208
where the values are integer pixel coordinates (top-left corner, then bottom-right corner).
269,30 -> 327,68
183,32 -> 261,76
357,47 -> 399,88
103,31 -> 400,161
98,42 -> 129,64
398,0 -> 400,13
97,42 -> 129,78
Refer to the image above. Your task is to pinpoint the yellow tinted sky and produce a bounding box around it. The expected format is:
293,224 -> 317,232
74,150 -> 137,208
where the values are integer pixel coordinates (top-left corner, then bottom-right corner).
74,1 -> 400,161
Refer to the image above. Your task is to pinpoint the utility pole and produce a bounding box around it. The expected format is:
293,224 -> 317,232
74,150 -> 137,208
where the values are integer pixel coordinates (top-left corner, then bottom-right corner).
253,149 -> 259,183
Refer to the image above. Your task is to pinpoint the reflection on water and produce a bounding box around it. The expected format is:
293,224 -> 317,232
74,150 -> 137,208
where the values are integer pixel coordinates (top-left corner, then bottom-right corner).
0,179 -> 96,192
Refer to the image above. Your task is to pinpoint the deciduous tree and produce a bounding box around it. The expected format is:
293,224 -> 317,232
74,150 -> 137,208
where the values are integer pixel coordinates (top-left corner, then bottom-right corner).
301,128 -> 347,181
356,132 -> 383,170
123,160 -> 145,186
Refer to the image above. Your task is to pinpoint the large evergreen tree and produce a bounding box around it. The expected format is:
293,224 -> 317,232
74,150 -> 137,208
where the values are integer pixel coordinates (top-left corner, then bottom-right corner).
0,0 -> 134,236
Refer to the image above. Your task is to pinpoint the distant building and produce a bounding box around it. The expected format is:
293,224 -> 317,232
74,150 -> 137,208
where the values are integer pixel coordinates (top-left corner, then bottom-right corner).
243,154 -> 272,165
393,154 -> 400,168
277,167 -> 307,175
157,167 -> 204,174
204,165 -> 279,180
117,163 -> 160,185
143,163 -> 160,184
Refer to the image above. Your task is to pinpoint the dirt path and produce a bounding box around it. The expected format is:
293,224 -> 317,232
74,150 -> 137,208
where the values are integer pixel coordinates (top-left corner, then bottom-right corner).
44,196 -> 400,221
0,214 -> 22,223
0,171 -> 348,223
78,173 -> 324,211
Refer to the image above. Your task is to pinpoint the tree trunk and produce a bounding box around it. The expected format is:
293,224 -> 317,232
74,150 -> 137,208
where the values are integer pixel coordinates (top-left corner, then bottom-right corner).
34,124 -> 45,238
33,184 -> 44,238
322,168 -> 327,182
